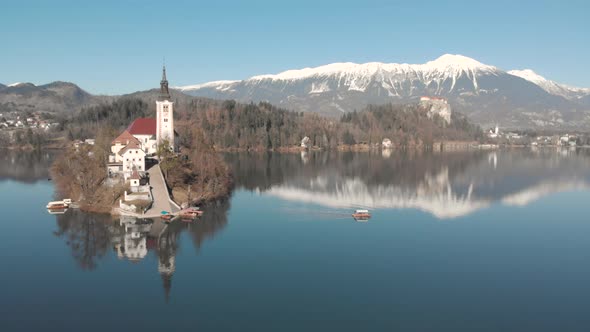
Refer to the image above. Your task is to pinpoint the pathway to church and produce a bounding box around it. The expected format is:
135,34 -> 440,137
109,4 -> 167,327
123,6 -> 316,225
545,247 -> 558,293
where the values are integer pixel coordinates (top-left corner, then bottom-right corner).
146,163 -> 180,216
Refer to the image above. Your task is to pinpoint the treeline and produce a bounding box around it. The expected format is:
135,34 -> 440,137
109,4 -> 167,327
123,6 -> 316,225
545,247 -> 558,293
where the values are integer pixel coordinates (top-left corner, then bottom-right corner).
51,138 -> 127,213
57,96 -> 482,150
61,98 -> 151,140
188,100 -> 335,150
340,104 -> 483,147
186,100 -> 483,150
160,128 -> 233,205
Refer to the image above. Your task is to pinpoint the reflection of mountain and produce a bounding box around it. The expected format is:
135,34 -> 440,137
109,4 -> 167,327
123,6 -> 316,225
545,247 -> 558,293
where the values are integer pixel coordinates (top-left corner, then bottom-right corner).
0,150 -> 56,183
267,172 -> 487,219
226,150 -> 590,219
52,200 -> 230,300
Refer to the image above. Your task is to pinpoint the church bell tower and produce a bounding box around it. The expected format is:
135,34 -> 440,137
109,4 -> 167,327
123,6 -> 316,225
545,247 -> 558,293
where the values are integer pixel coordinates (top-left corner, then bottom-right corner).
156,65 -> 174,150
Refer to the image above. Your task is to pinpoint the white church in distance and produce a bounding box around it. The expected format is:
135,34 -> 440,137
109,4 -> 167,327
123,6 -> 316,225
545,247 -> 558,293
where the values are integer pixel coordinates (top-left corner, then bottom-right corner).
108,66 -> 176,178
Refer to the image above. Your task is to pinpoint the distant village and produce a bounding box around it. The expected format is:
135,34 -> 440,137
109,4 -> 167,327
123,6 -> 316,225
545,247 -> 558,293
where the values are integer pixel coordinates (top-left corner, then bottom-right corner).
0,111 -> 60,131
484,125 -> 582,147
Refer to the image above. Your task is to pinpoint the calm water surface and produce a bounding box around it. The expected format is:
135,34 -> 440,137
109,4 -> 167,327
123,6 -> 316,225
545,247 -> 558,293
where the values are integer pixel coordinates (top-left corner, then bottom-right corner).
2,149 -> 590,331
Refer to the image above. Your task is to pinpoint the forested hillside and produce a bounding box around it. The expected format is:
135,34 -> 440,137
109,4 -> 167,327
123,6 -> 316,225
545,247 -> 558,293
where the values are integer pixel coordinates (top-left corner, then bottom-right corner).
185,100 -> 483,150
55,95 -> 483,150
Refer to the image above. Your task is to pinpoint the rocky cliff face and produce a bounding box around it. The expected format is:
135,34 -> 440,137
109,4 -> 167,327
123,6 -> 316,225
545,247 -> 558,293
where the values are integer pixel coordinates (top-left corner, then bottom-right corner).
419,97 -> 452,124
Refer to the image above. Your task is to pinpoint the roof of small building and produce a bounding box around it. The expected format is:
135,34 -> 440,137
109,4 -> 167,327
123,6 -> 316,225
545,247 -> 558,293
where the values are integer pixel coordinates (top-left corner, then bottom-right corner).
127,118 -> 157,136
112,130 -> 141,145
130,170 -> 140,180
118,140 -> 144,156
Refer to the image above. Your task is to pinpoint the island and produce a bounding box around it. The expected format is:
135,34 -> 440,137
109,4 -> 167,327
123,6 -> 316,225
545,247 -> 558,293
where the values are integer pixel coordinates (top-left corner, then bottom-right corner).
51,67 -> 232,215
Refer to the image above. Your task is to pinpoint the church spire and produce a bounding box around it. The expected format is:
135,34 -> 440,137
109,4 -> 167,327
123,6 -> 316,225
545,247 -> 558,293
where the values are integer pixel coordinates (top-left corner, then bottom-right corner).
159,65 -> 170,100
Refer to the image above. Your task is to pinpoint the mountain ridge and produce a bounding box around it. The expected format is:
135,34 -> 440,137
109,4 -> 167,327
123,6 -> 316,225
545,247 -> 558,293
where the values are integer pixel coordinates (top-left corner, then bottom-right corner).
3,55 -> 590,130
178,54 -> 590,129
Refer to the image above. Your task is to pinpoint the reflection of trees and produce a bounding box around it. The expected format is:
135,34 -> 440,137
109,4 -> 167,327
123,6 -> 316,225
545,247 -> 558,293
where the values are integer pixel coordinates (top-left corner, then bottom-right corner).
52,199 -> 230,275
53,210 -> 115,270
0,150 -> 56,183
51,199 -> 230,303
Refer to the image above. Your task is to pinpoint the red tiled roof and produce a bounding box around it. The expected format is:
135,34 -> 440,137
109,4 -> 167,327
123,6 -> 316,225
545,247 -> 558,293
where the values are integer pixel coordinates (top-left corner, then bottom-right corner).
130,170 -> 140,180
127,118 -> 156,136
118,139 -> 144,156
112,130 -> 141,145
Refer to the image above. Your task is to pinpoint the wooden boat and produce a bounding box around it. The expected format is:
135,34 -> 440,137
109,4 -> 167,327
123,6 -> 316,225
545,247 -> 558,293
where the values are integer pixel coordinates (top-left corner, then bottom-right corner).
352,209 -> 371,220
178,207 -> 203,219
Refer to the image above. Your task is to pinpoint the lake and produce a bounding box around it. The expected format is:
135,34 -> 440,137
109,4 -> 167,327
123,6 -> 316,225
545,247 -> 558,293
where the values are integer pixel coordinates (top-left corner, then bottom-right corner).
2,148 -> 590,331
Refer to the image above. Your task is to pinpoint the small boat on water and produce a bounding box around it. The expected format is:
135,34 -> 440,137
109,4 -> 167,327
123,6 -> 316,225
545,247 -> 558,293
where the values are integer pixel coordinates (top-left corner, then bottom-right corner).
178,207 -> 203,220
46,199 -> 72,210
352,209 -> 371,221
47,208 -> 68,215
160,211 -> 174,223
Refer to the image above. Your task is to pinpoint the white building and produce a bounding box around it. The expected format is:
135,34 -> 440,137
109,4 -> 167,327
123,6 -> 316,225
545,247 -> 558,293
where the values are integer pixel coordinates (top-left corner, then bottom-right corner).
301,136 -> 310,148
108,130 -> 146,177
382,138 -> 393,149
156,66 -> 175,150
108,66 -> 177,177
488,125 -> 499,138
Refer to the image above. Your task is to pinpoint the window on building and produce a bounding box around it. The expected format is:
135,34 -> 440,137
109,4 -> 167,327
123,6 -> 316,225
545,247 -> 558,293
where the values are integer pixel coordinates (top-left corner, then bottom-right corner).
164,118 -> 168,122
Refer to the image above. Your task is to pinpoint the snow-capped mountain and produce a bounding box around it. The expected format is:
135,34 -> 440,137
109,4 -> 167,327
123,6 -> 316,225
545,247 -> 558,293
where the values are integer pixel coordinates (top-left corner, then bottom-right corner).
178,54 -> 590,129
508,69 -> 590,100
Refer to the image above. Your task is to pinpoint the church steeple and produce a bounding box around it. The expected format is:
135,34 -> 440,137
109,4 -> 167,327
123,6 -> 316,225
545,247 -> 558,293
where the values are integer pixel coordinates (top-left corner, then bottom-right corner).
159,65 -> 170,100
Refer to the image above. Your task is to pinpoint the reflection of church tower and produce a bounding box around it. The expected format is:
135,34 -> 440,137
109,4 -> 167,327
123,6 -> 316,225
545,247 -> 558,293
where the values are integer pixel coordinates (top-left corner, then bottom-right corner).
158,229 -> 177,303
156,66 -> 175,149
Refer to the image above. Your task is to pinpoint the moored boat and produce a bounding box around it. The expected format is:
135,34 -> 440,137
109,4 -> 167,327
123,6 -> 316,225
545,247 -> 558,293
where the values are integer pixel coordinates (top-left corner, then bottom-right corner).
46,199 -> 72,210
352,209 -> 371,220
178,207 -> 203,219
47,208 -> 68,215
160,211 -> 173,223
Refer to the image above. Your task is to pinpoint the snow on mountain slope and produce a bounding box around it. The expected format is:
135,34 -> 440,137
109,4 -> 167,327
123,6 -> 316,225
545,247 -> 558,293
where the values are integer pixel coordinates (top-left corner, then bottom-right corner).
178,54 -> 590,128
177,80 -> 238,91
180,54 -> 501,95
508,69 -> 590,100
8,82 -> 28,87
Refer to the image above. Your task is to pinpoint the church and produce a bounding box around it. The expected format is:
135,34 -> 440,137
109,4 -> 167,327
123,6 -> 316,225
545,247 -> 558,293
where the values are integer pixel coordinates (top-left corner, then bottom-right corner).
108,66 -> 176,178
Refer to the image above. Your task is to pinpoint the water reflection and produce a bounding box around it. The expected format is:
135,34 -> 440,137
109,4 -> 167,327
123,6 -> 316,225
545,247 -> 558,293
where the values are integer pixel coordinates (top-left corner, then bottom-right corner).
226,149 -> 590,219
0,150 -> 57,183
52,200 -> 230,300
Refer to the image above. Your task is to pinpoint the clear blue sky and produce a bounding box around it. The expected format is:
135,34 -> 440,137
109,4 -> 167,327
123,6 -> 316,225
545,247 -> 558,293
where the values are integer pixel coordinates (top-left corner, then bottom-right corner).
1,0 -> 588,95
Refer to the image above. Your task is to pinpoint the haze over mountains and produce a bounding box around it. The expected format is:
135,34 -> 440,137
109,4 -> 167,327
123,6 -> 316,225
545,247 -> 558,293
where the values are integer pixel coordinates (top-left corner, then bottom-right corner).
2,54 -> 590,129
